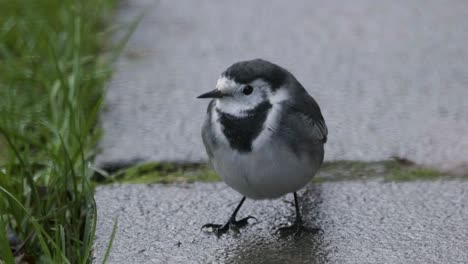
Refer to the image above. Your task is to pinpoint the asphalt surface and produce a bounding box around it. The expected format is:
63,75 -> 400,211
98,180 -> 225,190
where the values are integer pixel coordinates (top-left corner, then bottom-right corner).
93,181 -> 468,263
97,0 -> 468,172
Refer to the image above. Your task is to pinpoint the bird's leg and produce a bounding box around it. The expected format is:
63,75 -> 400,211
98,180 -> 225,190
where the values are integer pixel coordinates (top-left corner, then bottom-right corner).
202,197 -> 257,237
277,192 -> 322,237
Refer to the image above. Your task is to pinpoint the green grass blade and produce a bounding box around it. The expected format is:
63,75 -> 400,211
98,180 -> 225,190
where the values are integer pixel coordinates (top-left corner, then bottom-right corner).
81,192 -> 98,264
101,216 -> 118,264
0,186 -> 52,260
0,219 -> 16,264
110,10 -> 146,65
0,127 -> 39,202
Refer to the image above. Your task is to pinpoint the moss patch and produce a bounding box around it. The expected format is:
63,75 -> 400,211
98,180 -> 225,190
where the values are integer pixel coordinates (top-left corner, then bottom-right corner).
315,160 -> 387,182
97,159 -> 465,185
387,167 -> 441,181
100,162 -> 220,184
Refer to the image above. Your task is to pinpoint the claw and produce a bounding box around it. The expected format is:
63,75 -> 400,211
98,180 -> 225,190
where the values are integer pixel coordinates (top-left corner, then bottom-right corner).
276,192 -> 323,238
201,215 -> 257,237
201,197 -> 256,237
233,215 -> 258,228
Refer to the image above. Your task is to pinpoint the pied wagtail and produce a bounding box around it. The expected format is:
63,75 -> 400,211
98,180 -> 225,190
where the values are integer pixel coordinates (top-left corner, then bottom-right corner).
197,59 -> 327,237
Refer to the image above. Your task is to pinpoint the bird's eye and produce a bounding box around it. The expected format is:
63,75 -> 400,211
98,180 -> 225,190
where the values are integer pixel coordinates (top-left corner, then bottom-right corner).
242,85 -> 253,95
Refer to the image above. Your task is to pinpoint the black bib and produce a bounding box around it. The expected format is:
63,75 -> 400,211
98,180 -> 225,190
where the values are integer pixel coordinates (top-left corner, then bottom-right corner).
217,101 -> 272,152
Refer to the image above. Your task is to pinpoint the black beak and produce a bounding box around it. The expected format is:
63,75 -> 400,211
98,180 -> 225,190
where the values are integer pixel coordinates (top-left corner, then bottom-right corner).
197,89 -> 224,99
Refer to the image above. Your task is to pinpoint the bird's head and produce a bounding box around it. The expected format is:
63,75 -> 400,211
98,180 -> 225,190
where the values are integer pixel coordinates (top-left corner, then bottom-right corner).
197,59 -> 291,116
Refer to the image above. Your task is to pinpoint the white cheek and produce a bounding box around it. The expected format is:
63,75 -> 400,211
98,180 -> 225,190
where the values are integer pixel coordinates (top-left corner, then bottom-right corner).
215,98 -> 250,117
252,103 -> 282,150
252,87 -> 290,150
211,108 -> 229,144
269,87 -> 289,104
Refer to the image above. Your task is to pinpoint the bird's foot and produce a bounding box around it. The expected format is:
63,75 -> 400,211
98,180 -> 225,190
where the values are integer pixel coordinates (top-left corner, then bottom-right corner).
276,220 -> 322,237
202,216 -> 257,237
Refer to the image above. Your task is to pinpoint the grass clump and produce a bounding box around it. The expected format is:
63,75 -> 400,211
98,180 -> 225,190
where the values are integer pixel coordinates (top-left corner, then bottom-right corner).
0,0 -> 119,262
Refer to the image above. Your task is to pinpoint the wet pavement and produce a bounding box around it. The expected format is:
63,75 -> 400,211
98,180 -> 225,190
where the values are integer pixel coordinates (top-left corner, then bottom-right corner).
93,181 -> 468,263
97,0 -> 468,172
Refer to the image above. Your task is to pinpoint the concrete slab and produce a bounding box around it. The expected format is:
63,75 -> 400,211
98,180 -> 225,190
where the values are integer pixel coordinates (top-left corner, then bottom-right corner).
93,181 -> 468,263
98,0 -> 468,171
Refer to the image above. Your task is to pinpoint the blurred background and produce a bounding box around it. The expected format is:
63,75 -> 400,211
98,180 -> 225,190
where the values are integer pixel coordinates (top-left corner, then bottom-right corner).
99,0 -> 468,173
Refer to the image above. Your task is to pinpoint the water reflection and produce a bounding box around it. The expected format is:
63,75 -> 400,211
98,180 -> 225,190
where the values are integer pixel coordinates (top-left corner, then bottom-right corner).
226,185 -> 329,264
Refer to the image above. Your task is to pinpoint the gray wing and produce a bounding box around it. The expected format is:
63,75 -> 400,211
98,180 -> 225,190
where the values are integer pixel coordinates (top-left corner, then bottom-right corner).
280,91 -> 327,142
276,91 -> 327,162
293,93 -> 327,143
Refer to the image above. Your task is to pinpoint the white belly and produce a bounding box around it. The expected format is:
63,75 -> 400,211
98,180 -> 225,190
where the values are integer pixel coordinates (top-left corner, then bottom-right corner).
210,141 -> 321,200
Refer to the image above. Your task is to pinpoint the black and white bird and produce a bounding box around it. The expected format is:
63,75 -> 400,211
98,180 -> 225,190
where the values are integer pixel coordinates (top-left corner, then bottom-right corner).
197,59 -> 327,236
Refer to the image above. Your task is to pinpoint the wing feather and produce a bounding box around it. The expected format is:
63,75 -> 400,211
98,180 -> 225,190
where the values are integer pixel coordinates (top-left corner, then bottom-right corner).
282,93 -> 327,144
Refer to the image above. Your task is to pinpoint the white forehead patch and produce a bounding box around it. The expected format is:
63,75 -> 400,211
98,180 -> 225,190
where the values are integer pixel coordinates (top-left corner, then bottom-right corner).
216,76 -> 238,92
